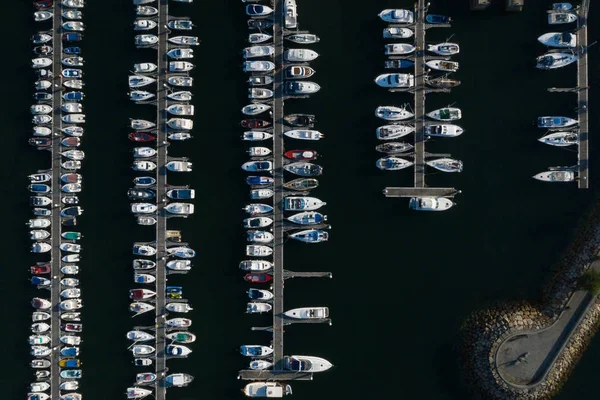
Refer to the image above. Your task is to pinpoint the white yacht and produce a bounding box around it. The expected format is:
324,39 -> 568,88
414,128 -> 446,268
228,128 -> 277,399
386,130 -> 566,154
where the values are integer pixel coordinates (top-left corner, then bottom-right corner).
134,62 -> 158,73
166,246 -> 196,258
424,124 -> 464,137
32,242 -> 51,253
169,61 -> 194,72
247,146 -> 272,156
243,382 -> 292,398
384,43 -> 415,55
168,36 -> 200,46
243,131 -> 273,141
134,19 -> 157,30
427,107 -> 462,121
383,27 -> 413,39
533,170 -> 575,182
378,9 -> 414,23
167,104 -> 194,116
248,33 -> 272,43
284,307 -> 329,319
243,61 -> 276,72
240,260 -> 273,271
375,105 -> 414,121
129,75 -> 156,88
131,203 -> 157,214
166,161 -> 193,172
31,104 -> 52,114
376,157 -> 413,171
244,216 -> 273,228
283,129 -> 323,140
242,103 -> 271,115
135,34 -> 158,46
167,48 -> 194,59
408,197 -> 454,211
426,60 -> 459,72
427,42 -> 460,55
167,76 -> 193,87
126,387 -> 152,399
537,116 -> 578,128
132,161 -> 157,172
127,330 -> 154,341
250,360 -> 273,370
247,302 -> 273,313
246,230 -> 275,243
286,33 -> 320,44
250,189 -> 274,199
246,245 -> 273,257
34,11 -> 53,21
376,124 -> 415,140
284,49 -> 319,62
285,81 -> 320,94
284,355 -> 333,372
284,0 -> 297,28
32,58 -> 52,68
243,46 -> 275,59
166,260 -> 191,271
283,197 -> 325,211
240,345 -> 274,357
168,20 -> 193,30
536,52 -> 578,69
167,118 -> 193,130
165,373 -> 194,388
136,5 -> 158,16
166,303 -> 193,313
248,288 -> 274,301
538,32 -> 576,47
548,12 -> 577,24
426,158 -> 464,172
59,243 -> 81,253
133,147 -> 156,158
165,203 -> 194,215
538,131 -> 578,146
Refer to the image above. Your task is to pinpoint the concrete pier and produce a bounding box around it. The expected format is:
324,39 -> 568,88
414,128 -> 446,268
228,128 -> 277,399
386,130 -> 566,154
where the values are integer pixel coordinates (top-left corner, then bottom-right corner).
576,0 -> 590,189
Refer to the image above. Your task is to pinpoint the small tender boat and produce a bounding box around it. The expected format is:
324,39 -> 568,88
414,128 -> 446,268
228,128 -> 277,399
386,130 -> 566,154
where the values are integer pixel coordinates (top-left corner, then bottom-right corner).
427,107 -> 462,121
166,161 -> 193,172
284,162 -> 323,176
385,43 -> 416,55
379,9 -> 414,23
287,211 -> 327,225
246,230 -> 274,243
283,196 -> 326,211
134,19 -> 158,30
538,131 -> 578,146
376,124 -> 415,140
243,382 -> 292,398
536,52 -> 578,69
537,116 -> 578,128
426,60 -> 459,72
409,196 -> 455,211
284,130 -> 323,141
426,14 -> 451,24
240,345 -> 274,357
284,307 -> 328,319
246,245 -> 273,257
376,157 -> 413,171
286,33 -> 320,44
548,12 -> 577,24
426,158 -> 463,172
247,302 -> 273,313
284,355 -> 333,372
168,20 -> 193,30
243,46 -> 275,59
284,49 -> 319,62
249,33 -> 272,43
284,177 -> 319,191
244,203 -> 274,214
243,61 -> 276,72
537,32 -> 576,47
533,169 -> 575,182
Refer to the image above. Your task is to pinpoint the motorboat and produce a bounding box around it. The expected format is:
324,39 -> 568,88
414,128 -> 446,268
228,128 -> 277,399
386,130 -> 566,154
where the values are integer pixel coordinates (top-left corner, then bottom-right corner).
244,203 -> 274,214
250,188 -> 274,199
424,124 -> 464,137
64,79 -> 84,89
287,211 -> 327,225
134,176 -> 156,186
60,346 -> 80,357
32,311 -> 51,320
134,62 -> 158,73
551,2 -> 573,11
165,373 -> 194,388
30,196 -> 51,207
62,183 -> 82,193
130,302 -> 155,313
284,49 -> 319,62
165,203 -> 195,215
29,173 -> 51,183
248,88 -> 274,99
128,188 -> 155,200
379,9 -> 414,23
32,58 -> 52,68
131,203 -> 158,214
60,335 -> 82,345
247,302 -> 273,313
243,131 -> 273,141
166,303 -> 193,313
133,147 -> 157,158
242,160 -> 273,172
537,116 -> 578,128
167,104 -> 195,116
138,216 -> 157,226
31,104 -> 52,114
376,142 -> 414,154
168,19 -> 194,30
166,318 -> 192,328
134,19 -> 157,30
408,197 -> 454,211
136,5 -> 158,16
63,21 -> 84,31
166,161 -> 193,172
167,246 -> 196,258
32,298 -> 51,309
61,265 -> 80,275
246,4 -> 273,16
31,277 -> 50,287
62,0 -> 84,7
132,245 -> 156,256
165,331 -> 196,343
134,34 -> 158,47
376,124 -> 415,140
243,382 -> 292,398
133,359 -> 152,367
248,19 -> 274,30
127,330 -> 154,342
136,372 -> 157,385
130,289 -> 156,300
31,323 -> 50,333
35,371 -> 51,380
285,81 -> 320,94
59,382 -> 79,391
60,242 -> 81,253
248,146 -> 272,157
31,359 -> 51,369
283,196 -> 326,211
536,52 -> 578,69
63,91 -> 84,101
286,33 -> 320,44
243,46 -> 275,58
427,107 -> 462,121
538,131 -> 578,146
133,259 -> 156,270
61,137 -> 81,147
166,344 -> 192,357
533,170 -> 576,182
240,260 -> 273,271
129,132 -> 156,142
384,43 -> 416,55
426,14 -> 451,24
168,132 -> 192,141
284,66 -> 315,80
284,355 -> 333,372
426,158 -> 463,172
375,73 -> 414,88
248,288 -> 274,301
31,243 -> 51,253
242,103 -> 271,115
248,75 -> 275,86
62,150 -> 85,160
62,196 -> 79,205
31,346 -> 51,357
167,118 -> 193,130
249,33 -> 272,43
126,387 -> 152,399
284,114 -> 315,127
383,27 -> 413,40
60,299 -> 83,310
375,105 -> 414,121
35,80 -> 51,90
243,61 -> 275,72
284,307 -> 328,319
169,61 -> 194,72
240,345 -> 273,357
167,76 -> 193,87
427,42 -> 460,56
426,60 -> 459,72
283,162 -> 323,176
34,11 -> 53,21
30,136 -> 51,146
284,130 -> 323,141
33,126 -> 52,137
284,149 -> 317,161
246,245 -> 273,257
63,47 -> 81,55
29,335 -> 50,345
62,68 -> 83,78
32,207 -> 52,216
166,189 -> 195,199
32,33 -> 52,44
61,312 -> 81,321
548,12 -> 577,24
246,230 -> 274,243
244,273 -> 273,283
167,48 -> 194,59
132,161 -> 157,171
61,277 -> 80,286
30,382 -> 51,393
129,75 -> 156,88
59,370 -> 82,379
246,176 -> 274,186
283,0 -> 297,27
538,32 -> 576,47
62,114 -> 86,123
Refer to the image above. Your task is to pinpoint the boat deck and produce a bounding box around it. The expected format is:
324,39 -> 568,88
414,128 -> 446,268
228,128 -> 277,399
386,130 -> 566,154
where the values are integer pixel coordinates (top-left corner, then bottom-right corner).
576,0 -> 590,189
49,1 -> 64,398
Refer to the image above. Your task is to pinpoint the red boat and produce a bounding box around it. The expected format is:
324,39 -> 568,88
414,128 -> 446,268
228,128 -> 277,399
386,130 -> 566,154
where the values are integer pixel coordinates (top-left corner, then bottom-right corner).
31,264 -> 51,275
35,0 -> 53,9
241,119 -> 271,129
244,273 -> 273,283
61,137 -> 80,147
130,288 -> 157,300
62,323 -> 83,333
129,132 -> 156,142
284,150 -> 318,161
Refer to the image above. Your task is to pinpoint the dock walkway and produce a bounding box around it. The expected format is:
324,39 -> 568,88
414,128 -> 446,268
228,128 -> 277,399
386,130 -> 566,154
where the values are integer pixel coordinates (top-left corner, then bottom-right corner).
576,0 -> 590,189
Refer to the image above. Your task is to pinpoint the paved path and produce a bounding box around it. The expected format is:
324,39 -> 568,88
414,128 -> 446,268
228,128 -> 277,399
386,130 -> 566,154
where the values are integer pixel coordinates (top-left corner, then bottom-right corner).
496,260 -> 600,387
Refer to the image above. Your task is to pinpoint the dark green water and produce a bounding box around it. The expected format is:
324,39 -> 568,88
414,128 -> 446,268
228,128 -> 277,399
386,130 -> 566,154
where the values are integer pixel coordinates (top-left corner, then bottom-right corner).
1,0 -> 599,399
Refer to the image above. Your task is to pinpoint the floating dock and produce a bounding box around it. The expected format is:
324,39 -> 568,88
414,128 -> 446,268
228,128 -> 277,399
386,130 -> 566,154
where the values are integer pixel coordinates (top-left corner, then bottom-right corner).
576,0 -> 590,189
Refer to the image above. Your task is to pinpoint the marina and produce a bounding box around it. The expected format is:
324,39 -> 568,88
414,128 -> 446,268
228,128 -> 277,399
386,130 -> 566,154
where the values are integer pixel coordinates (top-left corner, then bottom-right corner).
376,1 -> 460,211
237,0 -> 333,394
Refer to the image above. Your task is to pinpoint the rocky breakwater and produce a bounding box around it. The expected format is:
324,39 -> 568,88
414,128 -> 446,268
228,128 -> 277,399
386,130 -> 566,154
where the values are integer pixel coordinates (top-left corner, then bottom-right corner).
459,202 -> 600,400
